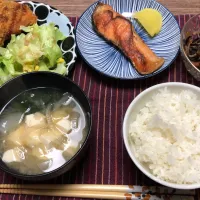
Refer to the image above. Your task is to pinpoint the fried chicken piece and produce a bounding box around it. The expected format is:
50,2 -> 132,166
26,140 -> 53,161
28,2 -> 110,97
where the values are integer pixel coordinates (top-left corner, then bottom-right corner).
0,0 -> 37,46
92,3 -> 165,75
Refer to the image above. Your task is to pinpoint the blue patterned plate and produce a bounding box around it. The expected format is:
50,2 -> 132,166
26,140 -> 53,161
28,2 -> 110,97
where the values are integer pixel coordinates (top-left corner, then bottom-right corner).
76,0 -> 180,79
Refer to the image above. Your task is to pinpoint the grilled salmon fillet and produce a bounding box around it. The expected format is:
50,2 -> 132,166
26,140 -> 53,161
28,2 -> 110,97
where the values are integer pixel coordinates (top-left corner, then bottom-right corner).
0,0 -> 37,46
92,3 -> 165,75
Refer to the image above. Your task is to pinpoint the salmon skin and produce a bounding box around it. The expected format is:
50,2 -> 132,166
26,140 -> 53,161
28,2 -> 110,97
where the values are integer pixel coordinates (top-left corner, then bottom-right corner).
92,3 -> 165,75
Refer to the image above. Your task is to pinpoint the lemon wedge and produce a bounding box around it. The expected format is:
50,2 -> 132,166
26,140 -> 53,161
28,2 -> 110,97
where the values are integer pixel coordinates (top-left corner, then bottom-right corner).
134,8 -> 162,37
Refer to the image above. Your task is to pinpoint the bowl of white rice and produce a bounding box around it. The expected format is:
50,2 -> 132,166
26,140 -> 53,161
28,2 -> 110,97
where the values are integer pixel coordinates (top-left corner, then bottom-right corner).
123,82 -> 200,189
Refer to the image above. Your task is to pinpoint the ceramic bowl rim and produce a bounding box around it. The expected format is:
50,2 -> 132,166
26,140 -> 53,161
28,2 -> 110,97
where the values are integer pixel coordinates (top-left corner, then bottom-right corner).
123,82 -> 200,189
0,71 -> 92,180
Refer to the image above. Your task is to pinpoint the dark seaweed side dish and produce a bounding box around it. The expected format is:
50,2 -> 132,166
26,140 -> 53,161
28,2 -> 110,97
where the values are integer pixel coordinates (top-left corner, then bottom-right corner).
184,33 -> 200,68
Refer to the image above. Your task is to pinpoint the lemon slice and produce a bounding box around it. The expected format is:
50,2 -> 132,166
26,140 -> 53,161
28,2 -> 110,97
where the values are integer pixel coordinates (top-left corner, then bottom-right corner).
134,8 -> 162,37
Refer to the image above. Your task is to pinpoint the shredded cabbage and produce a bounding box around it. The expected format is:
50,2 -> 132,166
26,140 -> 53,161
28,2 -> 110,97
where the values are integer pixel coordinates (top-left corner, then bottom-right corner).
0,23 -> 68,85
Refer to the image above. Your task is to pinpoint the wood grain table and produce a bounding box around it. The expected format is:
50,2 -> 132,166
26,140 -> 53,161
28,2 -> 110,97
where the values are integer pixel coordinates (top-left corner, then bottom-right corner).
28,0 -> 199,16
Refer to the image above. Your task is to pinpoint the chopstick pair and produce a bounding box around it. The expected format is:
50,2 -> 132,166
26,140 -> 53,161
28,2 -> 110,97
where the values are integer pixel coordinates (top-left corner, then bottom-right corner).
0,184 -> 196,200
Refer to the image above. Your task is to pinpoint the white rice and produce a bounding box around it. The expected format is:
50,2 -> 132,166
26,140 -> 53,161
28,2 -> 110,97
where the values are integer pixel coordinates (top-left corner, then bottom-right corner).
129,87 -> 200,184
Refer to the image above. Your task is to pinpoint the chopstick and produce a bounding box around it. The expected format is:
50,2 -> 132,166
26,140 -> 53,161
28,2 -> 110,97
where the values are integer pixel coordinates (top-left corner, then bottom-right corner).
0,188 -> 195,200
0,184 -> 195,195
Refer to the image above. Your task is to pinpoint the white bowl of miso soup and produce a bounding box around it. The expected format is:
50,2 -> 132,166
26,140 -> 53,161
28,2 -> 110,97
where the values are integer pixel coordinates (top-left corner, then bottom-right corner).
0,72 -> 91,181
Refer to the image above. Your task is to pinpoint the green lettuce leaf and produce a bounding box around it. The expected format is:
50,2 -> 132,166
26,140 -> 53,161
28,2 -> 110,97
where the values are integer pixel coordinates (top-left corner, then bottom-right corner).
0,23 -> 67,85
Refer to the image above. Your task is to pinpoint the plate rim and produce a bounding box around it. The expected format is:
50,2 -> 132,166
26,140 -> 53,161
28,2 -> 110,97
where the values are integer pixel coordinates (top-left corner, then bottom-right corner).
75,0 -> 181,80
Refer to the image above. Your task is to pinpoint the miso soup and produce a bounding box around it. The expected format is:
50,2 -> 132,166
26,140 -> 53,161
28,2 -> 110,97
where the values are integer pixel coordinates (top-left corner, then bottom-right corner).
0,88 -> 89,175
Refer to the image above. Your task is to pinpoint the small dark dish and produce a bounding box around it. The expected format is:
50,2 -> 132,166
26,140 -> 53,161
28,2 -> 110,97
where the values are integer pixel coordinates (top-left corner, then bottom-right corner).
0,72 -> 91,181
180,14 -> 200,80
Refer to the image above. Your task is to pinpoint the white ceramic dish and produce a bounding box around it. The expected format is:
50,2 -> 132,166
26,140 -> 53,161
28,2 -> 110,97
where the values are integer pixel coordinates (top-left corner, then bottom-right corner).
123,82 -> 200,189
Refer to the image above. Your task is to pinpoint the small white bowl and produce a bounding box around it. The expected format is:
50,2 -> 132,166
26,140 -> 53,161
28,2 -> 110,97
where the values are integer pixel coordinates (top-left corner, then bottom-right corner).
123,82 -> 200,189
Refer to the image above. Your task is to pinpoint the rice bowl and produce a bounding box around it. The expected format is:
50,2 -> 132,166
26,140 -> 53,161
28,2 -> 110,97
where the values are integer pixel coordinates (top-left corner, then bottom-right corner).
123,82 -> 200,189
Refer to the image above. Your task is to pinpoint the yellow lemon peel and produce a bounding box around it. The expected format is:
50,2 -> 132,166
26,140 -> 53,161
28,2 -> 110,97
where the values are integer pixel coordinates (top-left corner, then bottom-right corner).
134,8 -> 162,37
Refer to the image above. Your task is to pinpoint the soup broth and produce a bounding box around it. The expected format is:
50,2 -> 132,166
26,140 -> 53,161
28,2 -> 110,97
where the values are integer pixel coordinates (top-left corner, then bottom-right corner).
0,88 -> 88,175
